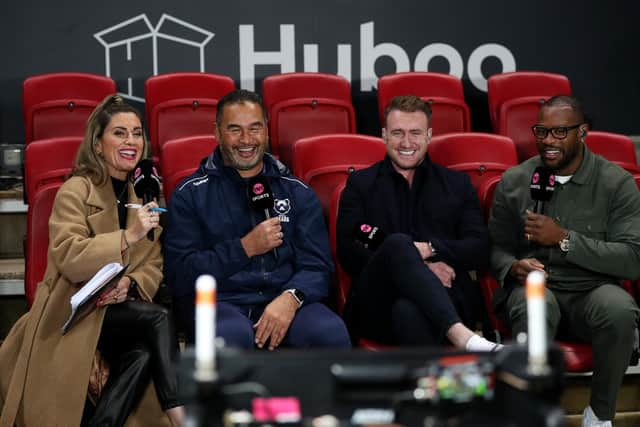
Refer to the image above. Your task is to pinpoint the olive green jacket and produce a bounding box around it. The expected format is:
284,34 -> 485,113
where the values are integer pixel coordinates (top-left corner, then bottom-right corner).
489,146 -> 640,292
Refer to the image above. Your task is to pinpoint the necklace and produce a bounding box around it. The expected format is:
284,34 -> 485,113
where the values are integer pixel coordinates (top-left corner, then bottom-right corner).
113,178 -> 128,205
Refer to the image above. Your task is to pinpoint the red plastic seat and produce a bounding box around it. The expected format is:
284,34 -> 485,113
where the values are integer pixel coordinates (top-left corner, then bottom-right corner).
477,175 -> 502,223
377,72 -> 471,135
292,134 -> 386,217
24,136 -> 82,204
488,72 -> 571,162
145,72 -> 234,168
23,73 -> 116,144
262,72 -> 356,169
428,133 -> 518,193
585,131 -> 640,174
160,135 -> 217,202
25,182 -> 62,306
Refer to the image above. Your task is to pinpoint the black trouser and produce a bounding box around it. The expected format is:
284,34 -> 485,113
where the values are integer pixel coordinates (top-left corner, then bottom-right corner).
88,300 -> 180,427
347,233 -> 462,345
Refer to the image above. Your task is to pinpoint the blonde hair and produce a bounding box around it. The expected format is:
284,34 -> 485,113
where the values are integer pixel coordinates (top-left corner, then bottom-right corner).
73,94 -> 148,185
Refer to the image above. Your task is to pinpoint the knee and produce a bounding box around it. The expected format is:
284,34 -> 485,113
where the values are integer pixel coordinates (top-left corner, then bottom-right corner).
604,302 -> 638,333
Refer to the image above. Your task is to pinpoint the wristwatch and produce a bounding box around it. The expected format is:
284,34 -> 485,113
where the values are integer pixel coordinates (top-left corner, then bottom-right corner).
427,241 -> 437,258
559,232 -> 570,253
284,288 -> 305,307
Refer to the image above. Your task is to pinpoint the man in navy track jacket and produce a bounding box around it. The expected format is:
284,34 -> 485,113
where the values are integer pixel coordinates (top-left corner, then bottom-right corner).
163,89 -> 350,350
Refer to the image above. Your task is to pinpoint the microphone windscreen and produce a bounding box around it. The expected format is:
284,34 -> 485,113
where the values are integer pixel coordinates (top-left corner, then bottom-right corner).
353,223 -> 387,251
247,176 -> 274,212
132,159 -> 161,200
530,167 -> 555,202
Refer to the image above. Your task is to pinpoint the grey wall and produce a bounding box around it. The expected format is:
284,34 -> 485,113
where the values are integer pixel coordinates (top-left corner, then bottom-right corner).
2,1 -> 639,143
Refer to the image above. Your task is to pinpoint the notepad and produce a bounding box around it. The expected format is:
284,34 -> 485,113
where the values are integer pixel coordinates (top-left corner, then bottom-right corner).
61,262 -> 128,334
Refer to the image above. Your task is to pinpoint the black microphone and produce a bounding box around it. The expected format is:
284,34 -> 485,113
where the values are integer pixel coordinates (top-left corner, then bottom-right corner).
132,159 -> 161,241
247,175 -> 278,259
529,167 -> 555,214
353,223 -> 387,251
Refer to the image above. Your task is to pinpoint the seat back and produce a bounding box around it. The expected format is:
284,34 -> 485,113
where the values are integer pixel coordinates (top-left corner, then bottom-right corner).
145,73 -> 234,167
292,134 -> 386,217
477,175 -> 502,223
262,73 -> 356,168
24,136 -> 82,204
487,71 -> 571,132
329,182 -> 351,316
25,182 -> 62,306
160,135 -> 218,202
428,133 -> 518,192
377,72 -> 470,135
23,73 -> 116,144
498,96 -> 549,162
585,131 -> 640,174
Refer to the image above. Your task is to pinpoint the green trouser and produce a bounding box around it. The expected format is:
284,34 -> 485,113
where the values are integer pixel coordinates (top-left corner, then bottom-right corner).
505,284 -> 639,420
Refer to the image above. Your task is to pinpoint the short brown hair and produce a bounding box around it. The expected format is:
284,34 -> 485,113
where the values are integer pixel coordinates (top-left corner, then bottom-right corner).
383,95 -> 432,127
73,95 -> 148,185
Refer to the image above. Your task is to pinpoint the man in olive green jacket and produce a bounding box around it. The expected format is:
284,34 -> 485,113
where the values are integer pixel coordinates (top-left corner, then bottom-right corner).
489,95 -> 640,427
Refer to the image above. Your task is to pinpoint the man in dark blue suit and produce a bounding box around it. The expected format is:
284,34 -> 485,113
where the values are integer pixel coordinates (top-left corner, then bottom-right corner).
337,95 -> 499,351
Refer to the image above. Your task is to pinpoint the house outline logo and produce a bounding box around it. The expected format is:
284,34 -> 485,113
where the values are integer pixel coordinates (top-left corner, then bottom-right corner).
94,14 -> 214,102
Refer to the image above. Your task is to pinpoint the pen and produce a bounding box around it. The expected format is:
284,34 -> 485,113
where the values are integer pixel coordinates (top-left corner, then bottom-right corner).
124,203 -> 168,213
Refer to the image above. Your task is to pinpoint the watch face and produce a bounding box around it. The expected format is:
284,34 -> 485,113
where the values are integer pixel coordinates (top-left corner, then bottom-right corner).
293,289 -> 305,302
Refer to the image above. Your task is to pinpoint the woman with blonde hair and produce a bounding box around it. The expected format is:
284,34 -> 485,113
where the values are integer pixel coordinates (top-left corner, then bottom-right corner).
0,95 -> 183,426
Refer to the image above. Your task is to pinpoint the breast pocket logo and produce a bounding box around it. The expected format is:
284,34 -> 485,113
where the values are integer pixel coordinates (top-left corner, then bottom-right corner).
274,198 -> 291,222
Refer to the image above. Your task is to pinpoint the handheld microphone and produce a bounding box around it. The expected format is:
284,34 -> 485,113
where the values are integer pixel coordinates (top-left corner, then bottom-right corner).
353,223 -> 387,251
529,167 -> 555,214
132,159 -> 161,241
247,175 -> 278,259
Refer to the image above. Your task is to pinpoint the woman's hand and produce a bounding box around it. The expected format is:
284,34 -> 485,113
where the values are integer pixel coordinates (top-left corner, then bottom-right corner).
97,276 -> 132,306
124,202 -> 161,245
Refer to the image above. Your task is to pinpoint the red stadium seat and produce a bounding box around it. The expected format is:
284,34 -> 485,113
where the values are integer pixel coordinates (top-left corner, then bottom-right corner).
477,175 -> 502,223
23,72 -> 116,144
262,73 -> 356,169
329,182 -> 351,316
292,134 -> 386,217
428,133 -> 518,193
585,131 -> 640,174
160,135 -> 217,202
24,136 -> 82,205
377,72 -> 471,135
25,182 -> 62,306
488,72 -> 571,162
145,72 -> 234,168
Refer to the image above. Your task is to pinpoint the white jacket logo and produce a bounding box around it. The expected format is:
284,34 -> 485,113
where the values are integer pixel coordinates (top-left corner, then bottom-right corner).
274,198 -> 291,215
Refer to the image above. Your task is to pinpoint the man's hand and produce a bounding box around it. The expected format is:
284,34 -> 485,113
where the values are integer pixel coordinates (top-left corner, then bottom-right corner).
426,261 -> 456,288
253,293 -> 298,350
414,241 -> 433,260
509,258 -> 546,285
241,217 -> 283,257
524,210 -> 567,246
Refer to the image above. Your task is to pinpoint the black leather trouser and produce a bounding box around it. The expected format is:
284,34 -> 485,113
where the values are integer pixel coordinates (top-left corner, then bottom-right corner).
88,300 -> 180,427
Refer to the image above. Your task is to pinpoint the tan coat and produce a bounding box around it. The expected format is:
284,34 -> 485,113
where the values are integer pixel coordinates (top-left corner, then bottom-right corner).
0,176 -> 171,427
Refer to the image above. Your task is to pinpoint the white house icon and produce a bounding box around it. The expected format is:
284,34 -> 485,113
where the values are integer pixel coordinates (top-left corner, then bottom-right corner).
94,13 -> 214,102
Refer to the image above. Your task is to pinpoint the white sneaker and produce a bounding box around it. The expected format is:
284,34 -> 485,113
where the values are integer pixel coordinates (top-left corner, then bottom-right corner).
582,406 -> 612,427
464,334 -> 504,352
